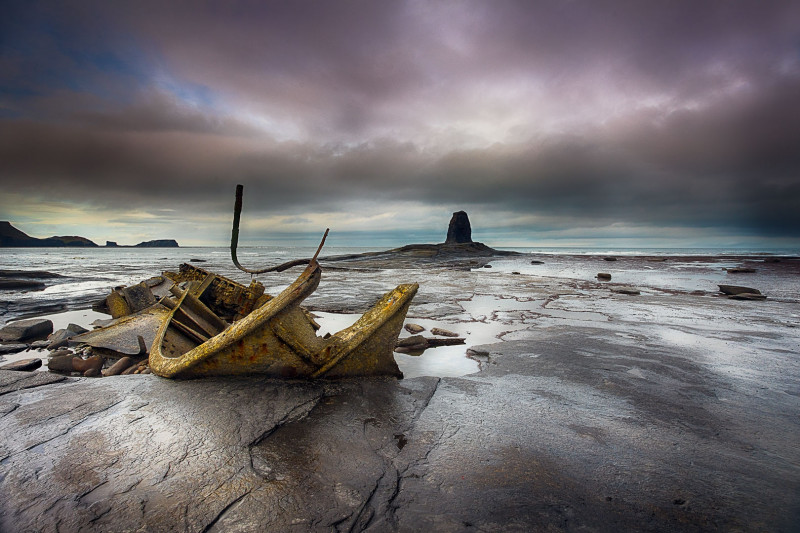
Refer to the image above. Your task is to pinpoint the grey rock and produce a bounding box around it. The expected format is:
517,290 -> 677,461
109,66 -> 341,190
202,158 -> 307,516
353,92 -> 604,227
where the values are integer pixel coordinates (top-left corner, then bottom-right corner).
530,260 -> 545,264
396,335 -> 429,350
729,293 -> 767,301
718,284 -> 762,296
0,343 -> 28,355
29,340 -> 50,349
47,323 -> 89,349
0,318 -> 53,341
0,369 -> 66,395
611,288 -> 641,295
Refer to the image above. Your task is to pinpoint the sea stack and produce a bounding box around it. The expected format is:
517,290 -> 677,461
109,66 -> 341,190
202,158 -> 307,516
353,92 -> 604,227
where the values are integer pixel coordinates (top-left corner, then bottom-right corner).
445,211 -> 473,244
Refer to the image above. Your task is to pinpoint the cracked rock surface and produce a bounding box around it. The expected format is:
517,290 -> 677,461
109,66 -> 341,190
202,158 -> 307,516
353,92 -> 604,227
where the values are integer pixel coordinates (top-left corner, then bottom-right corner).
1,254 -> 799,532
2,313 -> 799,532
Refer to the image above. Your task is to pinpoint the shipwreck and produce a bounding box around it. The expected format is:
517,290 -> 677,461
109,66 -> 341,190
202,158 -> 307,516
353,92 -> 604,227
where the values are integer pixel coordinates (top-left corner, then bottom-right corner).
71,184 -> 418,379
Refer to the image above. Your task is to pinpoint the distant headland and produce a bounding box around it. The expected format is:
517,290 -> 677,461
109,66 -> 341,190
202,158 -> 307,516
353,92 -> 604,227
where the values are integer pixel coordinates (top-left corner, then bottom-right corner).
0,221 -> 179,248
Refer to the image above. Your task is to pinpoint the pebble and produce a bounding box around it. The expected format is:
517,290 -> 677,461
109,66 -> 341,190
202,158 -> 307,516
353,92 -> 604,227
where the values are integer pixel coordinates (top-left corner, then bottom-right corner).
430,327 -> 459,337
404,323 -> 426,334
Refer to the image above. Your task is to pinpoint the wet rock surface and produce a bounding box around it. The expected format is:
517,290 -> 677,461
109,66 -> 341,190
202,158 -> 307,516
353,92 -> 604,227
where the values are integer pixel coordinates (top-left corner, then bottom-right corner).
1,253 -> 799,531
2,298 -> 799,532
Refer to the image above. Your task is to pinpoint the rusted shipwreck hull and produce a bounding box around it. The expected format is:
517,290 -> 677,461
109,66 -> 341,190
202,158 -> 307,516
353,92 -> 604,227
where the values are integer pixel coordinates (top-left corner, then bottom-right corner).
149,258 -> 417,379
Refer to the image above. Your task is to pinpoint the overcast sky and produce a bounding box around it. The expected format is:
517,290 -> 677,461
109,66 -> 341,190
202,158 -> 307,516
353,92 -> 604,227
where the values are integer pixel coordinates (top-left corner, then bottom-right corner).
2,1 -> 799,248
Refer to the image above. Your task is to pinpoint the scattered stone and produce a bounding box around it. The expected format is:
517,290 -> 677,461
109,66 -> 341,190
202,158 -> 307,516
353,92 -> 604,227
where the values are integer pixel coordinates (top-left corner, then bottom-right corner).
483,265 -> 492,268
431,327 -> 459,337
0,358 -> 42,371
396,335 -> 429,350
190,258 -> 207,263
29,340 -> 50,349
729,293 -> 767,301
0,318 -> 53,342
48,355 -> 76,373
727,268 -> 756,274
603,257 -> 617,261
72,355 -> 104,375
718,285 -> 761,296
404,323 -> 426,334
530,260 -> 544,265
83,367 -> 102,377
48,348 -> 74,358
512,271 -> 521,275
611,288 -> 641,296
121,364 -> 139,375
103,357 -> 135,377
597,273 -> 612,281
0,343 -> 28,355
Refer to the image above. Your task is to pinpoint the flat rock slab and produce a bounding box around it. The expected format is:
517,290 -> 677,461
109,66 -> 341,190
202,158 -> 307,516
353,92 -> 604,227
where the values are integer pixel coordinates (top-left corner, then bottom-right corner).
1,320 -> 799,532
0,369 -> 66,396
0,358 -> 42,371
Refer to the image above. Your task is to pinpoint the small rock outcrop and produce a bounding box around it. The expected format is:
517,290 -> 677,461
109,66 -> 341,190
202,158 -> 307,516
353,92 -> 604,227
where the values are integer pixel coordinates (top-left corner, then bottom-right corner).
134,239 -> 179,248
445,211 -> 473,244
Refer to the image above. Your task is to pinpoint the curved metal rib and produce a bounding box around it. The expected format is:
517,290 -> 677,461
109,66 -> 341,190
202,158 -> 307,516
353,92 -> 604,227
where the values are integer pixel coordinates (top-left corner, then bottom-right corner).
231,184 -> 329,274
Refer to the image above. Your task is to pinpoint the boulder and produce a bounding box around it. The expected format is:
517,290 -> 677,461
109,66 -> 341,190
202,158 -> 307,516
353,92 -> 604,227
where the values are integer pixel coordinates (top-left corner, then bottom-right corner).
445,211 -> 473,244
597,273 -> 612,281
0,358 -> 42,371
0,318 -> 53,342
718,285 -> 761,296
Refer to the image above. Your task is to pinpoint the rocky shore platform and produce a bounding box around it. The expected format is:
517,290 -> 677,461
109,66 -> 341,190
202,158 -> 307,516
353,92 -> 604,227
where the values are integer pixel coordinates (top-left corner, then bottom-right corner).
2,253 -> 799,531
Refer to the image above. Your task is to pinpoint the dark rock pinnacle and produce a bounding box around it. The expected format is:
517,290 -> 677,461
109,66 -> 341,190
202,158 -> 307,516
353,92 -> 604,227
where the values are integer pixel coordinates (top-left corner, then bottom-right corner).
445,211 -> 472,244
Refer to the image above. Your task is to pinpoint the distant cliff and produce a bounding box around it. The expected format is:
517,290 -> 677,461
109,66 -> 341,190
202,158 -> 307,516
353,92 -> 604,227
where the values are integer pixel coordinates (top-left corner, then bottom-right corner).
0,222 -> 179,248
0,221 -> 98,247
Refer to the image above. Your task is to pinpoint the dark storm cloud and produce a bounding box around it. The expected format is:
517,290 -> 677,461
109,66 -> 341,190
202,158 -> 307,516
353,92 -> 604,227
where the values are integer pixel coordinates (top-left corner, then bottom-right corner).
1,0 -> 799,242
